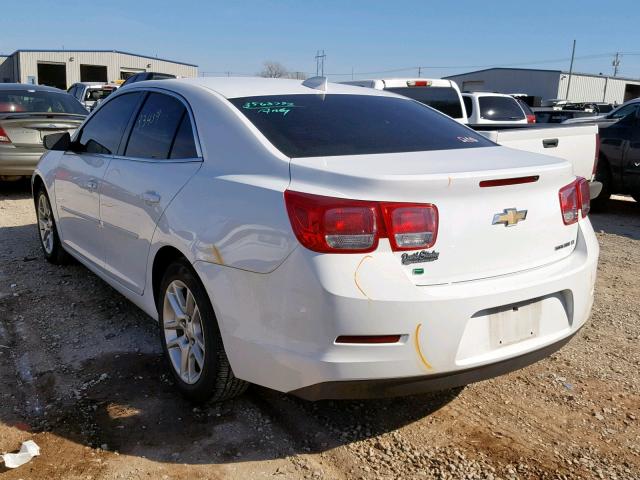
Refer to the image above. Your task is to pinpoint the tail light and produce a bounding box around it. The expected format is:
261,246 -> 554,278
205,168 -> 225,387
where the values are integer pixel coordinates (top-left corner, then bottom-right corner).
593,133 -> 600,177
0,126 -> 11,144
577,177 -> 590,217
526,114 -> 536,124
559,177 -> 590,225
284,191 -> 438,253
406,80 -> 432,87
380,204 -> 438,250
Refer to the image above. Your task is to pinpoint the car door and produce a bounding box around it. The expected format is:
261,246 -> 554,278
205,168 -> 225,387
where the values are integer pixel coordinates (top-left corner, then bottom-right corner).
54,91 -> 145,267
622,108 -> 640,193
599,105 -> 640,190
100,90 -> 202,294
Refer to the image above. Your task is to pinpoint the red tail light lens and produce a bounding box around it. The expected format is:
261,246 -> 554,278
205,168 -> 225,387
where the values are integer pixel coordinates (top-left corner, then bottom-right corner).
559,177 -> 590,225
284,191 -> 438,253
577,177 -> 590,217
0,126 -> 11,144
559,181 -> 579,225
284,191 -> 379,253
526,114 -> 536,124
381,204 -> 438,250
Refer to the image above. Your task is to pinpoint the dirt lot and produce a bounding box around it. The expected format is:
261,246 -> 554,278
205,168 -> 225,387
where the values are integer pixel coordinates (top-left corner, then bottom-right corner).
0,180 -> 638,480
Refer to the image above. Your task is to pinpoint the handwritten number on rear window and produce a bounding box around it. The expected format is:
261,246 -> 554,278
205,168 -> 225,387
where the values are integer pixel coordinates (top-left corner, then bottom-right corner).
242,101 -> 301,116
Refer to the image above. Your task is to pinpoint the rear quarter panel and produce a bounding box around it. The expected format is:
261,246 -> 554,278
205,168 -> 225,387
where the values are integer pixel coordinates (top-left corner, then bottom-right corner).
148,85 -> 297,275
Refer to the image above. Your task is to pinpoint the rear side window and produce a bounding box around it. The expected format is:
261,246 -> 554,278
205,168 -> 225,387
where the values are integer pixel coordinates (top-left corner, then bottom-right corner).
230,94 -> 493,158
385,86 -> 464,119
125,92 -> 196,159
77,92 -> 143,154
478,96 -> 525,121
463,96 -> 473,117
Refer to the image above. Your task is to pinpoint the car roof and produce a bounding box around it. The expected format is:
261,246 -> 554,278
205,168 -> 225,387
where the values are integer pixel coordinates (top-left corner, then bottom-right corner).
137,77 -> 402,100
462,92 -> 516,98
0,83 -> 65,92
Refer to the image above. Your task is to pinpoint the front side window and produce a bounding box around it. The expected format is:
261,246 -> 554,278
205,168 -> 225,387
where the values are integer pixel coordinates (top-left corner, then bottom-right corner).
609,104 -> 638,119
230,94 -> 493,158
76,92 -> 143,154
125,92 -> 195,159
385,87 -> 464,119
85,88 -> 116,102
478,96 -> 525,121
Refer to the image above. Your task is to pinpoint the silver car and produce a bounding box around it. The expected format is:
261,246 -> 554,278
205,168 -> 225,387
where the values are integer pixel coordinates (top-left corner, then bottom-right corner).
0,84 -> 87,179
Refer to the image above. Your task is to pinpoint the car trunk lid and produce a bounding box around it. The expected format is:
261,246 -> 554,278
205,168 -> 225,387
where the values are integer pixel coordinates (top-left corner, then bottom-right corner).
289,146 -> 579,285
0,113 -> 84,147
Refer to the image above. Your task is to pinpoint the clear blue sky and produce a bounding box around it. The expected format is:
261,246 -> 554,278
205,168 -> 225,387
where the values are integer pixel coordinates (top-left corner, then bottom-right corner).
2,0 -> 639,79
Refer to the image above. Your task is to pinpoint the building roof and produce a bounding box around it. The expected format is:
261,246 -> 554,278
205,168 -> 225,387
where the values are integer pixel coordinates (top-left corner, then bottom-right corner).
445,67 -> 640,83
4,49 -> 197,67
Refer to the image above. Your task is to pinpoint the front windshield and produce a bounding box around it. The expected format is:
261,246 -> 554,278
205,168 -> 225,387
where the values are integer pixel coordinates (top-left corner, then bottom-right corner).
0,89 -> 87,114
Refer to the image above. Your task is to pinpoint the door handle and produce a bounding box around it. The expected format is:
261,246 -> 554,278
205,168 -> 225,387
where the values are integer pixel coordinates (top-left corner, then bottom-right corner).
542,138 -> 559,148
142,191 -> 161,205
85,179 -> 98,190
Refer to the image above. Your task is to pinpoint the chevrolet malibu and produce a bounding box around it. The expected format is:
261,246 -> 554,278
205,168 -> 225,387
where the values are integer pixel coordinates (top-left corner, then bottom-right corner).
32,77 -> 599,402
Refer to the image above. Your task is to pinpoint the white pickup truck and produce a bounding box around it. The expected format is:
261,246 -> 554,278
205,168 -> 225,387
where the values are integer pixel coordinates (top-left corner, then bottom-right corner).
340,78 -> 601,198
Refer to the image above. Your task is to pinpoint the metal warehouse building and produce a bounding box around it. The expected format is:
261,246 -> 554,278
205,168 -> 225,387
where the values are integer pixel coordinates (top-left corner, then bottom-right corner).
445,67 -> 640,105
0,50 -> 198,90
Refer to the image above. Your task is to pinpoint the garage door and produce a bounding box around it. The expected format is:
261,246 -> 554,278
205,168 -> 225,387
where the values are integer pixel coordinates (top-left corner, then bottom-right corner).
37,63 -> 67,90
80,64 -> 108,83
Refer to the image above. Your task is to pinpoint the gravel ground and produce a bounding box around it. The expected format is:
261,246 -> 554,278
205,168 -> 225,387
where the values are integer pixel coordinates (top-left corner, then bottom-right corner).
0,180 -> 638,480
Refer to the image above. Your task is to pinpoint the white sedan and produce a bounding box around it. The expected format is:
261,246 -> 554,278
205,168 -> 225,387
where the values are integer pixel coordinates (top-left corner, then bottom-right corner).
32,77 -> 599,401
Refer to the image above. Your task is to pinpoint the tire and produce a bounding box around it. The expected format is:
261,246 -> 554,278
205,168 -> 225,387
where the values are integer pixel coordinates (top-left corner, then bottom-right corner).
157,259 -> 248,403
590,161 -> 612,212
35,188 -> 70,264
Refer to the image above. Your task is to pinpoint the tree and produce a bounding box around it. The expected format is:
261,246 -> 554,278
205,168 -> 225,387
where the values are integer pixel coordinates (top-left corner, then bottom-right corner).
258,61 -> 307,80
259,61 -> 288,78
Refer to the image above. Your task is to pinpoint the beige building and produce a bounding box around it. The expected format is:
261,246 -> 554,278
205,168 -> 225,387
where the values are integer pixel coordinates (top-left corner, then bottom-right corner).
0,49 -> 198,89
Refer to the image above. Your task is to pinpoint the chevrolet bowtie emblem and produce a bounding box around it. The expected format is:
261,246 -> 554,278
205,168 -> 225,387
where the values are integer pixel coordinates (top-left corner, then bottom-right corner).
492,208 -> 527,227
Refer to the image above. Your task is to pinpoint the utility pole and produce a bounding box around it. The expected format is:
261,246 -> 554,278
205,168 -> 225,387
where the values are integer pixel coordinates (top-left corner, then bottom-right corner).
315,50 -> 326,76
418,66 -> 422,78
612,52 -> 621,77
565,39 -> 576,100
351,67 -> 354,80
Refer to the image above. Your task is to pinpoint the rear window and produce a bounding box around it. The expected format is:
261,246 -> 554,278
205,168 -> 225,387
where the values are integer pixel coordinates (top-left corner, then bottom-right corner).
230,94 -> 492,158
0,89 -> 87,115
385,86 -> 464,119
85,88 -> 116,102
479,96 -> 525,121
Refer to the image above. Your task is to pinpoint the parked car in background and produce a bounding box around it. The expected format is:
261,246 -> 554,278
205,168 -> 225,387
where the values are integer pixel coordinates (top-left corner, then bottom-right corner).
563,98 -> 640,125
592,103 -> 640,207
34,77 -> 598,402
462,92 -> 528,125
0,84 -> 87,180
562,102 -> 614,114
121,72 -> 176,87
339,78 -> 467,122
533,108 -> 595,124
67,82 -> 119,111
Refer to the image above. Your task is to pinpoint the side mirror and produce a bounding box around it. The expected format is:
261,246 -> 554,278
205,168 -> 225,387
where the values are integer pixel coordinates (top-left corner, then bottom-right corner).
43,131 -> 71,151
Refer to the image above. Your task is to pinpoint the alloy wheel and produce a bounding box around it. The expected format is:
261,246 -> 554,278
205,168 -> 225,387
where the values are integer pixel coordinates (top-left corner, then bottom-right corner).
162,280 -> 206,384
37,194 -> 54,255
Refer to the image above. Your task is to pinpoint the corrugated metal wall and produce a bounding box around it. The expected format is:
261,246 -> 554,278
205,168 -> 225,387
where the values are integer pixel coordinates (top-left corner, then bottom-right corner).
557,74 -> 640,104
445,69 -> 562,100
15,51 -> 197,87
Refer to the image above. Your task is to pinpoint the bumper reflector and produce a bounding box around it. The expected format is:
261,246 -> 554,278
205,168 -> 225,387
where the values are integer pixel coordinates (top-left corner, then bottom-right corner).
335,335 -> 402,344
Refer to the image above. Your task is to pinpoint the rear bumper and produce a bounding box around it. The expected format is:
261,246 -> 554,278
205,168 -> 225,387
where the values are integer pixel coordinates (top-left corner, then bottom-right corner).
193,218 -> 598,399
589,180 -> 603,200
291,330 -> 577,400
0,147 -> 44,176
